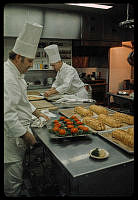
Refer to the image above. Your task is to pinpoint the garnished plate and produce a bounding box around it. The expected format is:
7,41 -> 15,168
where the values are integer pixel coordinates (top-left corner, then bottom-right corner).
89,148 -> 109,159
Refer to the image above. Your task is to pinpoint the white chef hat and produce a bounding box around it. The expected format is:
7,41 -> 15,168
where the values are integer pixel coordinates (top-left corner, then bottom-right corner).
44,44 -> 61,64
12,22 -> 43,59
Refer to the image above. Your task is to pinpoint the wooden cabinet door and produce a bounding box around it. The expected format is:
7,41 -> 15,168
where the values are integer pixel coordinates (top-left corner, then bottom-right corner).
82,15 -> 104,40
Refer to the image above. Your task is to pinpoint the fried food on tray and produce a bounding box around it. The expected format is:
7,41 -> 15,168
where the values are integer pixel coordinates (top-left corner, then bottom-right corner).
112,112 -> 134,125
82,116 -> 105,131
112,129 -> 134,148
89,105 -> 108,115
74,106 -> 93,117
127,127 -> 134,135
98,114 -> 123,128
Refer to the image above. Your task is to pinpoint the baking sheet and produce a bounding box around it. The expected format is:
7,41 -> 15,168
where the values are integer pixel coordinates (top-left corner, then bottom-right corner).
59,107 -> 115,119
27,91 -> 40,95
59,107 -> 132,133
49,132 -> 90,139
40,93 -> 64,101
97,126 -> 134,154
30,100 -> 58,110
27,95 -> 45,101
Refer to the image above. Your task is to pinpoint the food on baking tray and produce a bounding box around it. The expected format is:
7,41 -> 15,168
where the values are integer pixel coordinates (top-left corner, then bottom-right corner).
82,116 -> 105,131
112,129 -> 134,148
112,112 -> 134,125
89,105 -> 108,115
49,116 -> 91,137
74,106 -> 93,117
127,127 -> 134,135
98,114 -> 123,128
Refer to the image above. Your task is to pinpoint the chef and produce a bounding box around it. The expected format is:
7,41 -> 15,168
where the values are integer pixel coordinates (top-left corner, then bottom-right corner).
44,44 -> 89,99
4,22 -> 49,197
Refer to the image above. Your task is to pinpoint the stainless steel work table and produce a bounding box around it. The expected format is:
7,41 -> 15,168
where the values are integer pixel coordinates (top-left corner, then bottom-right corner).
32,122 -> 134,196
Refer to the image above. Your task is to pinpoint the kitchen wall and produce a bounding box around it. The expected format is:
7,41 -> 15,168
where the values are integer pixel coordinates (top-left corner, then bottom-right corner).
109,41 -> 133,93
4,37 -> 109,86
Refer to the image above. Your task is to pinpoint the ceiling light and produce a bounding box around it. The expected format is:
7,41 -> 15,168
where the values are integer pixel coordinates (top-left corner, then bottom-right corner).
65,3 -> 113,9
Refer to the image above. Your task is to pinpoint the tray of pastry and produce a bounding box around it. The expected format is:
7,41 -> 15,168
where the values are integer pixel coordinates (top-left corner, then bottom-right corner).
30,100 -> 58,110
59,105 -> 115,119
59,106 -> 134,134
97,126 -> 134,154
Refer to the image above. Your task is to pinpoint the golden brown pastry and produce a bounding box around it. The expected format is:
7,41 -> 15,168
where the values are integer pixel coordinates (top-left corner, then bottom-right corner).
82,116 -> 105,131
127,127 -> 134,135
98,114 -> 123,128
74,106 -> 93,117
112,129 -> 134,148
112,112 -> 134,125
89,105 -> 108,115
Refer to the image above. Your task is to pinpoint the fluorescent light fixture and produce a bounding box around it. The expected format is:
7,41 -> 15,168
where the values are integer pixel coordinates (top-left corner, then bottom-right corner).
65,3 -> 113,9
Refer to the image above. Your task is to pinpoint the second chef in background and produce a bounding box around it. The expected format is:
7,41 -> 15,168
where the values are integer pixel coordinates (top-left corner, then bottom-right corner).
44,44 -> 89,99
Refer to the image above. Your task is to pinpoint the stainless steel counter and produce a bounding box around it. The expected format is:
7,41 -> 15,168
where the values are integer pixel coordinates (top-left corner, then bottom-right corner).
32,122 -> 134,196
33,127 -> 133,178
29,88 -> 134,196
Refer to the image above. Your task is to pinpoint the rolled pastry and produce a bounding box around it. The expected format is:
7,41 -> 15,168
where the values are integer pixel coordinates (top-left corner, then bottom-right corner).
112,129 -> 134,148
89,105 -> 108,115
74,106 -> 93,117
127,127 -> 134,135
82,116 -> 105,131
112,112 -> 134,125
98,114 -> 123,128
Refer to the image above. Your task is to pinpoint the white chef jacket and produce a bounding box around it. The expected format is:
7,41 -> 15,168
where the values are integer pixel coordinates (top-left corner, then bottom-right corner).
4,59 -> 36,163
52,62 -> 88,98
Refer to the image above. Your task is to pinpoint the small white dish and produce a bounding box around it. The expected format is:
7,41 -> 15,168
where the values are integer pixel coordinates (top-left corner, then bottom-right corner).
89,148 -> 109,160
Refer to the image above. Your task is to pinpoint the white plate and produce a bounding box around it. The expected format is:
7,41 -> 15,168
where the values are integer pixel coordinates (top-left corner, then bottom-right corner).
89,148 -> 109,159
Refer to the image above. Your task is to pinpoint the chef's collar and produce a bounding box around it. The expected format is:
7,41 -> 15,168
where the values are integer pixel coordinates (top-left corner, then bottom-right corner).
58,62 -> 64,73
8,59 -> 24,79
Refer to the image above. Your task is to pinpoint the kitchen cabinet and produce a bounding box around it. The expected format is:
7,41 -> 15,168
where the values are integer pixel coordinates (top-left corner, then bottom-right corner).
4,5 -> 43,37
42,9 -> 81,39
89,80 -> 107,105
82,14 -> 133,42
103,15 -> 124,41
82,14 -> 104,40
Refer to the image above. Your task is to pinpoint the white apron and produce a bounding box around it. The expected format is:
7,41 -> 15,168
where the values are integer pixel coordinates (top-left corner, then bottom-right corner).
4,59 -> 36,163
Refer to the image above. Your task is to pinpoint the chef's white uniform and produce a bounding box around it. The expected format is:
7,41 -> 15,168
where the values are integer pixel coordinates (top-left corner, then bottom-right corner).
4,59 -> 36,196
52,62 -> 88,98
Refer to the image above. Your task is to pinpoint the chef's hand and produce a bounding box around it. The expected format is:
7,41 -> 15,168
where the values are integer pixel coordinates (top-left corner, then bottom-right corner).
44,88 -> 58,97
21,131 -> 37,146
44,90 -> 53,97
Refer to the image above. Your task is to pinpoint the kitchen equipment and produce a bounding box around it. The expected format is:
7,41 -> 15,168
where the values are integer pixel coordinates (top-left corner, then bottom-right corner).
27,91 -> 40,95
30,100 -> 58,110
97,126 -> 134,154
27,95 -> 44,101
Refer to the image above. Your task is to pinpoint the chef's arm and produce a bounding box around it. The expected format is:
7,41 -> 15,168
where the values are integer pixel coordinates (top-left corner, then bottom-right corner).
32,108 -> 49,121
29,102 -> 49,120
